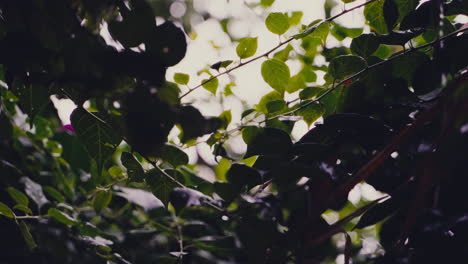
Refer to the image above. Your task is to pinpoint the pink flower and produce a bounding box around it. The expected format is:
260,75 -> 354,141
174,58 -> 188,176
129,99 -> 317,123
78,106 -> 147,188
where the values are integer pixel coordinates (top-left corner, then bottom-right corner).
60,124 -> 75,134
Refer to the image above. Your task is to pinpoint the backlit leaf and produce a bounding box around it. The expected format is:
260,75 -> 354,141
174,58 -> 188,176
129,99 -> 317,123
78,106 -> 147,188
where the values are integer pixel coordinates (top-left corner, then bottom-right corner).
71,108 -> 121,175
236,37 -> 258,59
174,73 -> 190,85
351,34 -> 379,58
364,1 -> 387,34
202,78 -> 219,95
265,13 -> 290,35
261,59 -> 290,93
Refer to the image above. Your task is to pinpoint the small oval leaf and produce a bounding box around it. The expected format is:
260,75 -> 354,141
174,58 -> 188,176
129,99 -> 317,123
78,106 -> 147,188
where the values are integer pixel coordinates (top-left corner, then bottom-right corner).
265,13 -> 290,35
261,59 -> 290,93
236,37 -> 258,59
48,208 -> 79,226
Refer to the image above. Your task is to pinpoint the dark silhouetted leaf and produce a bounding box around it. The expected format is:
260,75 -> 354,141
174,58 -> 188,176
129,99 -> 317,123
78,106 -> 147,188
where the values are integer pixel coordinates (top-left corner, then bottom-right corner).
146,168 -> 177,207
328,55 -> 366,80
71,108 -> 121,175
350,34 -> 379,58
383,0 -> 399,32
121,152 -> 145,182
244,127 -> 292,157
364,1 -> 387,34
156,144 -> 189,168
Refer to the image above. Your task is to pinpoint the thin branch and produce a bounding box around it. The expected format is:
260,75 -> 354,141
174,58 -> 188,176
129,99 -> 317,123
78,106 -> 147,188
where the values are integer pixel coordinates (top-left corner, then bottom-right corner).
178,0 -> 382,99
141,154 -> 186,188
15,215 -> 43,220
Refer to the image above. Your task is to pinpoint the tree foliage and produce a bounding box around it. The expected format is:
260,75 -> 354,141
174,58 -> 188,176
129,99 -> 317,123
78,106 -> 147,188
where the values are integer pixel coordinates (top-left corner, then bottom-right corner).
0,0 -> 467,263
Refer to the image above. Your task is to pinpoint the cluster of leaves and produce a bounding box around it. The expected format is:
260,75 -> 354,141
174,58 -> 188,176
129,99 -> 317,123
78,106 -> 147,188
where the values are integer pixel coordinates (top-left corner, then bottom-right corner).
0,0 -> 467,263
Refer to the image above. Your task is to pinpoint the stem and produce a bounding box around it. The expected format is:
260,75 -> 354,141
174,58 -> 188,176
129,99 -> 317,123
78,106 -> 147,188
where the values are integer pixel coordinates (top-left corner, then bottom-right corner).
178,0 -> 381,99
141,154 -> 186,188
15,215 -> 43,220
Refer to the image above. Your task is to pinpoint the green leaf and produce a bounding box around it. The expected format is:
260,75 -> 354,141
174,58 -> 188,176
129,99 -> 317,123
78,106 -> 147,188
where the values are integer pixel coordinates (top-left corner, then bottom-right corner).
156,144 -> 189,167
355,197 -> 398,229
93,191 -> 112,214
226,164 -> 262,189
210,60 -> 233,71
0,201 -> 15,218
7,187 -> 29,206
288,11 -> 303,26
71,108 -> 121,176
173,73 -> 190,85
236,37 -> 258,59
18,221 -> 37,249
260,0 -> 275,7
331,23 -> 363,41
350,34 -> 379,58
13,204 -> 32,214
202,78 -> 219,95
299,87 -> 325,100
43,186 -> 66,203
308,22 -> 330,45
301,67 -> 317,82
121,152 -> 145,182
383,0 -> 399,32
158,81 -> 181,105
394,0 -> 419,21
146,168 -> 177,207
261,59 -> 290,93
266,100 -> 286,113
244,127 -> 292,157
328,55 -> 367,80
48,208 -> 79,226
273,44 -> 293,61
296,103 -> 325,126
265,13 -> 290,35
108,166 -> 124,178
256,91 -> 283,113
392,51 -> 429,82
364,0 -> 387,34
219,110 -> 232,129
286,74 -> 306,93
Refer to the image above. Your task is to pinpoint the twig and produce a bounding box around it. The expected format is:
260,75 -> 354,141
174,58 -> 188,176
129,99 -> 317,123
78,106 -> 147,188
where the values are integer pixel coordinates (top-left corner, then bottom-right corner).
178,0 -> 382,99
15,215 -> 43,220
